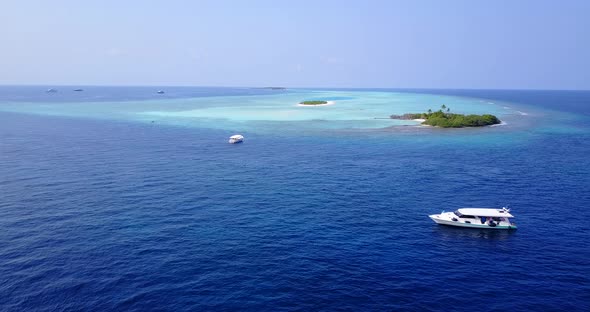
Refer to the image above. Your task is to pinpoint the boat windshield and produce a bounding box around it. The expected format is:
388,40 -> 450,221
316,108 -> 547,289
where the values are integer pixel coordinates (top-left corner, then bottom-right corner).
454,210 -> 475,218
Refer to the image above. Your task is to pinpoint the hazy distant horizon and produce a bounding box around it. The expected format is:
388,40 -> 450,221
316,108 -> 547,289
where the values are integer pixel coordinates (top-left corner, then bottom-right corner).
2,84 -> 589,92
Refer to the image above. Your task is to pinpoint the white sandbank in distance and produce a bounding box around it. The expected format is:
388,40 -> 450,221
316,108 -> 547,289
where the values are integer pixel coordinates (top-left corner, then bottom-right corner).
297,101 -> 335,107
413,119 -> 432,127
490,121 -> 508,127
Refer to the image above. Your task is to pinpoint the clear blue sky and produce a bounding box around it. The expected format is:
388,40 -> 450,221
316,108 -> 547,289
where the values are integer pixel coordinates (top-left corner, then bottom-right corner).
1,0 -> 589,89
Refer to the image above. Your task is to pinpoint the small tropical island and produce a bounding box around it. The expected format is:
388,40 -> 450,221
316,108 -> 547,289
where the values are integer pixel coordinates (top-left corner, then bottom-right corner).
298,100 -> 334,107
300,100 -> 328,105
391,105 -> 501,128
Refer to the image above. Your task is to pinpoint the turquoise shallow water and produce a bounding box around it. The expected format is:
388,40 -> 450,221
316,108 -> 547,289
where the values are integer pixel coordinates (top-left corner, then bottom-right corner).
1,87 -> 589,311
0,89 -> 526,134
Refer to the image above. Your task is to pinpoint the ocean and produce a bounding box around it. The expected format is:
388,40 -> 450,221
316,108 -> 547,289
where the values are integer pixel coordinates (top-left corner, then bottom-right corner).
1,86 -> 589,311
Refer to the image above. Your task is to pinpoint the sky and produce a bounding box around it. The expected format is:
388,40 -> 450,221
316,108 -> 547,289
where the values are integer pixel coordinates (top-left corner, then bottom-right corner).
1,0 -> 589,89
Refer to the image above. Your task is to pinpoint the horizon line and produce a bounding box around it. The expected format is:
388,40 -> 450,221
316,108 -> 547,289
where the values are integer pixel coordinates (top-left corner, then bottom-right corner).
1,84 -> 589,92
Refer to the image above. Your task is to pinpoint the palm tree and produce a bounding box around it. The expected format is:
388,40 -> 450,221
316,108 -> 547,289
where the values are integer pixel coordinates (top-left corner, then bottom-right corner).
427,109 -> 432,115
441,104 -> 447,111
446,108 -> 450,113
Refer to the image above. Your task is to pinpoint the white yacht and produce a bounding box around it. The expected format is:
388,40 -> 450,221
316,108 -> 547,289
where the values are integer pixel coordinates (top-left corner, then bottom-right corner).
228,134 -> 244,144
429,207 -> 516,230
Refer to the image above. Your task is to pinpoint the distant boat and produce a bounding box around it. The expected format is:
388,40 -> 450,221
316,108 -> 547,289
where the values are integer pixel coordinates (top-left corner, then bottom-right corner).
429,207 -> 517,230
228,134 -> 244,144
157,90 -> 165,94
73,89 -> 84,92
46,88 -> 57,93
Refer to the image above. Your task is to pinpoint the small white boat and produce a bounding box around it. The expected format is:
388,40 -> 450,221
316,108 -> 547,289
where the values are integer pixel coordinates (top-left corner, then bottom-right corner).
228,134 -> 244,144
429,207 -> 517,230
157,90 -> 165,94
46,88 -> 57,93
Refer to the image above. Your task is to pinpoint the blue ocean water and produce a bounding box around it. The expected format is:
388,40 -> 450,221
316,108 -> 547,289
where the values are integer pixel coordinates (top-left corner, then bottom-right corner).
1,87 -> 589,311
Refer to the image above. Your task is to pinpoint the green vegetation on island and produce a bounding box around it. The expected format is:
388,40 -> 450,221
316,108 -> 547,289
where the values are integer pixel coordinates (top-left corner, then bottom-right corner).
300,100 -> 328,105
390,105 -> 501,128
